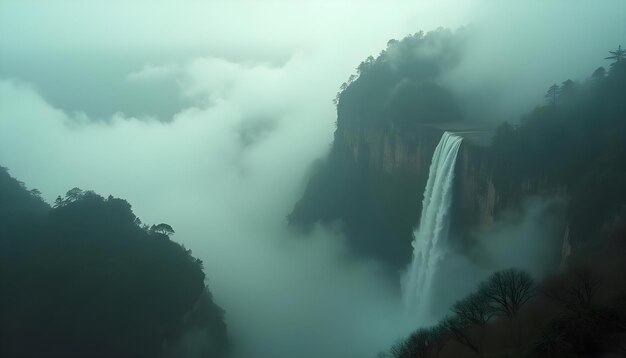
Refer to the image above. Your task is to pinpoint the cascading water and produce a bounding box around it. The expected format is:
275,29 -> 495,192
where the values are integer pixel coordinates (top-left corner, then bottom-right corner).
402,131 -> 463,318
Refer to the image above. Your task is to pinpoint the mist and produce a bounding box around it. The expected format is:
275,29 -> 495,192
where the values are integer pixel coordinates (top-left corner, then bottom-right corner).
1,1 -> 625,357
445,1 -> 626,122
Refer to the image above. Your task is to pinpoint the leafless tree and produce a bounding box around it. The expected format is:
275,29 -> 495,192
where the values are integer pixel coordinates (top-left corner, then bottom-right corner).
388,329 -> 430,358
404,329 -> 431,358
541,268 -> 600,312
452,290 -> 495,326
388,325 -> 448,358
387,340 -> 406,358
428,324 -> 447,358
443,290 -> 495,357
530,323 -> 576,358
479,268 -> 534,319
441,315 -> 479,356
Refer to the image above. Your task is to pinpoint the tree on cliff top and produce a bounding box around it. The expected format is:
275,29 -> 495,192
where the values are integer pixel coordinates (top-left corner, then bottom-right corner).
605,45 -> 625,67
545,84 -> 560,105
151,222 -> 175,236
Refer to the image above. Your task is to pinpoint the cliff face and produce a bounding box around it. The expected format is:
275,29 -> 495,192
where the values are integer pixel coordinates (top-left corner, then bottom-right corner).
339,122 -> 514,242
290,123 -> 446,269
339,123 -> 443,177
290,121 -> 571,270
453,138 -> 569,233
293,59 -> 626,273
338,123 -> 555,233
454,140 -> 496,232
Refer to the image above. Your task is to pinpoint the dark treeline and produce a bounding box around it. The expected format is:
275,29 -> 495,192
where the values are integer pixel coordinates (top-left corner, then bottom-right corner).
492,52 -> 626,252
0,167 -> 228,358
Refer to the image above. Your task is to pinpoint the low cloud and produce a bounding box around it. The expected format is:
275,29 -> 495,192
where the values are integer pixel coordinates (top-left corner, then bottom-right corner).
126,64 -> 181,82
0,52 -> 414,357
470,196 -> 568,278
445,0 -> 626,122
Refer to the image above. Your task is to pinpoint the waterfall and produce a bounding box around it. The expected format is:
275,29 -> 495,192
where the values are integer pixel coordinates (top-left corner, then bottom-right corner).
402,131 -> 463,318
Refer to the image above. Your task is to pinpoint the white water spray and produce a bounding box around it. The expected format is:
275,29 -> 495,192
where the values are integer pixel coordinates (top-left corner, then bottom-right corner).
402,131 -> 463,318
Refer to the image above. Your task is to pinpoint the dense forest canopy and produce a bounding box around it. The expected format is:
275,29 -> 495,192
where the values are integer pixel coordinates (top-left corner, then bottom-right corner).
492,57 -> 626,250
336,28 -> 470,128
0,167 -> 228,358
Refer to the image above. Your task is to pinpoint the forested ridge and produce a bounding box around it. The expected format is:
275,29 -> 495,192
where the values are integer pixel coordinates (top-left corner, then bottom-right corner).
492,49 -> 626,252
0,167 -> 228,358
380,48 -> 626,358
335,28 -> 469,129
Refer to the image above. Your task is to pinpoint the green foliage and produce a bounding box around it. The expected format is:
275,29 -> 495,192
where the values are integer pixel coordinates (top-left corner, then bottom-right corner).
0,169 -> 227,358
387,81 -> 463,126
492,57 -> 626,246
151,222 -> 176,236
335,28 -> 470,128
